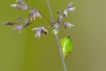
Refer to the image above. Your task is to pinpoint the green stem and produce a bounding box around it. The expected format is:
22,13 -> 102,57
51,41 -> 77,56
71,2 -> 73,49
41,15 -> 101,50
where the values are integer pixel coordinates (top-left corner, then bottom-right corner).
46,0 -> 67,71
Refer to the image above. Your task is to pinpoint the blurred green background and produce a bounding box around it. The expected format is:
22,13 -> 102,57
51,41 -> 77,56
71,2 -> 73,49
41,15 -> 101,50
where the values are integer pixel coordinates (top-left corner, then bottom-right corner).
0,0 -> 106,71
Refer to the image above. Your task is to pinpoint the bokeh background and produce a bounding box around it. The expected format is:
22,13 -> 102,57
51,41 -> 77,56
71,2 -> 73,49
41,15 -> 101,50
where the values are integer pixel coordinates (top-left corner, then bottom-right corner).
0,0 -> 106,71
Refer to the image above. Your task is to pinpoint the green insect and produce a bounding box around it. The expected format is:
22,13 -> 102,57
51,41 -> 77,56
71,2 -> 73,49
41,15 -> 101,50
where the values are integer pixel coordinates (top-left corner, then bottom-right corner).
60,36 -> 73,59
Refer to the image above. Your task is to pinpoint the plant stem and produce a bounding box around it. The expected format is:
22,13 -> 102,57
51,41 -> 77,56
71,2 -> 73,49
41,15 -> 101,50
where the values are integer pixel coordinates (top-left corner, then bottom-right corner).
46,0 -> 67,71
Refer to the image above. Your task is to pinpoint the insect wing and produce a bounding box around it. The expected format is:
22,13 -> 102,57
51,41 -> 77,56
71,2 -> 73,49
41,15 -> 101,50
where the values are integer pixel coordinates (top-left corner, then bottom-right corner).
60,37 -> 73,58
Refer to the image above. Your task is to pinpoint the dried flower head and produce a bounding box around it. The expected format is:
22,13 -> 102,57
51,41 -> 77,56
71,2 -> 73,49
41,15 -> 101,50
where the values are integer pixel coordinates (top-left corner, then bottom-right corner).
10,4 -> 28,10
16,0 -> 25,4
52,29 -> 58,35
32,27 -> 48,39
19,5 -> 28,10
59,14 -> 65,20
10,4 -> 21,8
52,21 -> 60,34
29,9 -> 42,20
23,18 -> 31,28
66,2 -> 76,11
13,25 -> 23,33
17,18 -> 23,21
60,3 -> 76,17
63,22 -> 74,28
2,22 -> 17,25
57,10 -> 60,14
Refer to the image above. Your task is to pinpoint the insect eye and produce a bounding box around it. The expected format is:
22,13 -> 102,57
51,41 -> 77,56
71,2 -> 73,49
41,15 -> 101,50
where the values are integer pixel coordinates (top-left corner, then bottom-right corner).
68,36 -> 70,38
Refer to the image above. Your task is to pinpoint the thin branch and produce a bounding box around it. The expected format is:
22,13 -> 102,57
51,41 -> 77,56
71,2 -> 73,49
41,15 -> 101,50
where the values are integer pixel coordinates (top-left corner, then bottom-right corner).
46,0 -> 67,71
39,11 -> 51,24
46,0 -> 54,22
